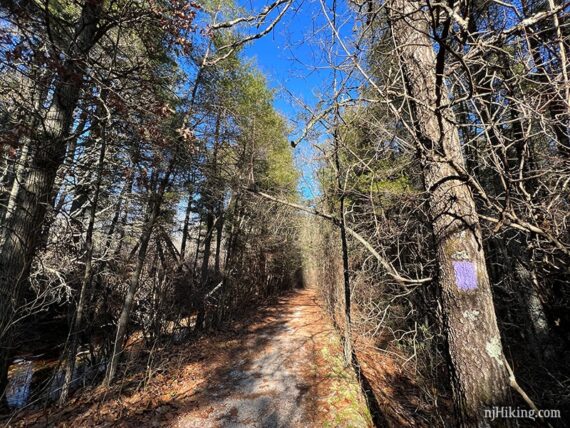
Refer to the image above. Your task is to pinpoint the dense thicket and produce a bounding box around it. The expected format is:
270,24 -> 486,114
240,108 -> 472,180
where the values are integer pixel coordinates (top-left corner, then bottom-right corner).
0,0 -> 301,409
310,0 -> 570,426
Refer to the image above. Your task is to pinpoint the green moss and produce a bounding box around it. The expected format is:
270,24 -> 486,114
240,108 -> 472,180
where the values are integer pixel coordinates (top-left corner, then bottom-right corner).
444,238 -> 465,260
320,335 -> 373,427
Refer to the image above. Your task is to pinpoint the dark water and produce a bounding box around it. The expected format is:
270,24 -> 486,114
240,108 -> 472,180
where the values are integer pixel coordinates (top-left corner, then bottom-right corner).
5,353 -> 106,409
5,359 -> 33,408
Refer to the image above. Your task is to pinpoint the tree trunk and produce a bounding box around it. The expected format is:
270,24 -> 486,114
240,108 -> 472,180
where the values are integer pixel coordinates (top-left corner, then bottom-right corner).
59,120 -> 107,405
69,126 -> 101,223
105,168 -> 171,385
0,47 -> 50,224
515,259 -> 550,359
0,0 -> 103,398
195,111 -> 222,330
191,217 -> 203,274
0,138 -> 32,232
388,1 -> 512,424
52,112 -> 88,215
104,168 -> 134,254
333,112 -> 352,364
180,194 -> 193,259
214,206 -> 224,276
195,209 -> 214,331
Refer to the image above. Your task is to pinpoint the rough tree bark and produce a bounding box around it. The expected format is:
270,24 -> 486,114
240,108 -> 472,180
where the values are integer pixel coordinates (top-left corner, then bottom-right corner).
388,1 -> 512,424
0,47 -> 50,224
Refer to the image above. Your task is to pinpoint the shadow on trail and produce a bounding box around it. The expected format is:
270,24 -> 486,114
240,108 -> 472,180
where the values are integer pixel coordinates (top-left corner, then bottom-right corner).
7,289 -> 376,428
155,290 -> 330,427
101,289 -> 330,427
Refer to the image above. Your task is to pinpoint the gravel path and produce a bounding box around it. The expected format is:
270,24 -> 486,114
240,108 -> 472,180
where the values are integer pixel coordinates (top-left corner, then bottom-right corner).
7,289 -> 372,428
173,290 -> 324,427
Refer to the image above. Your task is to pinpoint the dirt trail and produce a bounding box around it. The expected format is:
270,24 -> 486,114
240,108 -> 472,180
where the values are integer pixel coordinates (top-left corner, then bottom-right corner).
174,288 -> 369,427
8,288 -> 371,427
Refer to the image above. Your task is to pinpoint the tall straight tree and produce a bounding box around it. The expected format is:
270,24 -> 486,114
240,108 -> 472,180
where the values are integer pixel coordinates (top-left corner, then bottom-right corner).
387,0 -> 512,423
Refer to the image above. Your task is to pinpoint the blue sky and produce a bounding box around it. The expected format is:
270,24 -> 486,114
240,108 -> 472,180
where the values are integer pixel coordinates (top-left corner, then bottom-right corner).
238,0 -> 347,200
185,0 -> 358,200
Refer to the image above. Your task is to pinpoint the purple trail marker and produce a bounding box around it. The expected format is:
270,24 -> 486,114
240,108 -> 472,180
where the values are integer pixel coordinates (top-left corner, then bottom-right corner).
453,260 -> 478,291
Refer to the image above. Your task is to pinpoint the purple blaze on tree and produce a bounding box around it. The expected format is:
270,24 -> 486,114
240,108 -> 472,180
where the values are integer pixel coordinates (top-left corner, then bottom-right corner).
453,261 -> 478,291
